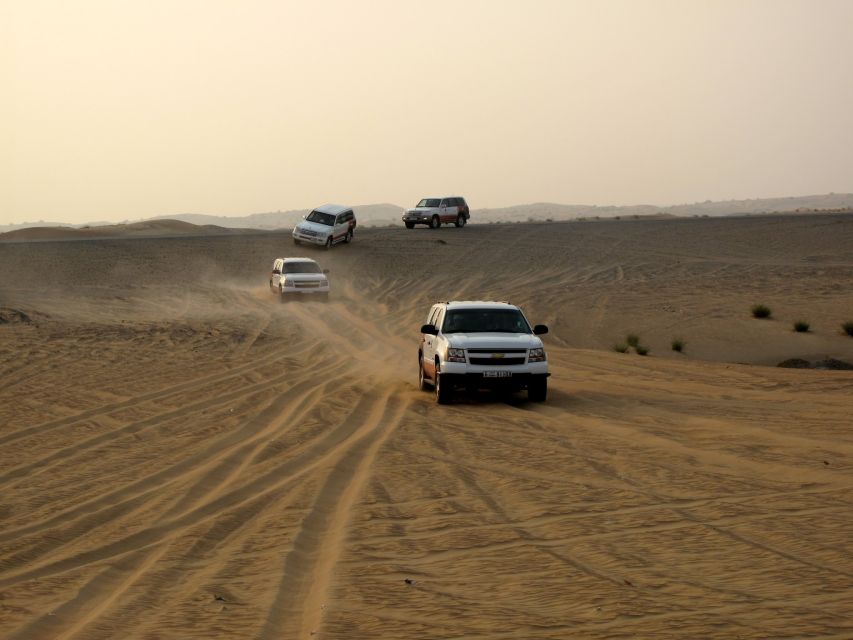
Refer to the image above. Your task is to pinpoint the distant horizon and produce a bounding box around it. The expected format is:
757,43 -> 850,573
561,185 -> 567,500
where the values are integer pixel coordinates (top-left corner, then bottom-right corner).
3,191 -> 852,230
5,190 -> 853,227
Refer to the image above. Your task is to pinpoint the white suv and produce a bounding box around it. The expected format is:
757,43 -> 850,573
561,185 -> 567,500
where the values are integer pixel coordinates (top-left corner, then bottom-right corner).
403,197 -> 470,229
292,204 -> 357,248
269,257 -> 330,301
418,301 -> 549,404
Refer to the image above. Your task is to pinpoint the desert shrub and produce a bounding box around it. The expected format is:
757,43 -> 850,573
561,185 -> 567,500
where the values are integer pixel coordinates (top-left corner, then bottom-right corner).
842,321 -> 853,337
793,321 -> 810,333
751,304 -> 772,319
613,343 -> 629,353
635,345 -> 650,356
626,333 -> 640,348
671,338 -> 685,352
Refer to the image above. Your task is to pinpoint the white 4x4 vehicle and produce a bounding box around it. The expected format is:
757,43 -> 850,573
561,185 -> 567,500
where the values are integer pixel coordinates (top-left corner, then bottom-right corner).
269,257 -> 330,301
418,301 -> 549,404
403,197 -> 469,229
292,204 -> 356,248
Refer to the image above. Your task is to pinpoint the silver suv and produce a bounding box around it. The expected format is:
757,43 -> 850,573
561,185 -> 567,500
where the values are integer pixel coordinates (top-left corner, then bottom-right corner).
292,204 -> 357,248
403,197 -> 470,229
418,301 -> 549,404
269,257 -> 330,301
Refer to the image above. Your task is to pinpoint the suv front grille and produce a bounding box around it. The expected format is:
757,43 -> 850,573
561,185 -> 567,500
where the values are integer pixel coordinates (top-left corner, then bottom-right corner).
469,357 -> 526,366
466,348 -> 526,366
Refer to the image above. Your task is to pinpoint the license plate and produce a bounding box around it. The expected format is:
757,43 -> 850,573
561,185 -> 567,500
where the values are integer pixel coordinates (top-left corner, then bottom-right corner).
483,371 -> 511,378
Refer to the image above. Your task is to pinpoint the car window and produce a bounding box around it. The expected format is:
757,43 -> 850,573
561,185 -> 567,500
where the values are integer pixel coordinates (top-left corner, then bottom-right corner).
427,306 -> 440,326
283,261 -> 322,274
442,309 -> 531,334
439,199 -> 448,207
306,211 -> 335,226
417,199 -> 441,208
434,308 -> 445,329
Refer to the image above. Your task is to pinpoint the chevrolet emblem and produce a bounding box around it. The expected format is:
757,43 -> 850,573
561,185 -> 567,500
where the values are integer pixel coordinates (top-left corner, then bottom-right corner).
492,353 -> 504,359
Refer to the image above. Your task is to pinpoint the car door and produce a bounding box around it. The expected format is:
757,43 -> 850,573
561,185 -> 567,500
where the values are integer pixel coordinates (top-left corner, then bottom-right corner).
421,306 -> 441,378
271,259 -> 283,288
439,198 -> 451,223
333,214 -> 347,243
441,198 -> 457,222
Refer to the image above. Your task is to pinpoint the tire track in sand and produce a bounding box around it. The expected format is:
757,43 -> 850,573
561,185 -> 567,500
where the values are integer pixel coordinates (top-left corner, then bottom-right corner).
0,388 -> 407,590
0,359 -> 311,490
258,390 -> 409,640
0,353 -> 349,546
0,341 -> 310,448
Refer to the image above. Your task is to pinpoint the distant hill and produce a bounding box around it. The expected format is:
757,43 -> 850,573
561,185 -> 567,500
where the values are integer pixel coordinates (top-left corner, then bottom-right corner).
474,194 -> 853,223
151,203 -> 407,230
3,194 -> 851,234
0,219 -> 257,242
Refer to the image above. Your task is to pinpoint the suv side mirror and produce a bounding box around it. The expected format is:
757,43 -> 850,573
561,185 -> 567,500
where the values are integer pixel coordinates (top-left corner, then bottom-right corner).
420,324 -> 438,336
533,324 -> 549,335
272,269 -> 281,275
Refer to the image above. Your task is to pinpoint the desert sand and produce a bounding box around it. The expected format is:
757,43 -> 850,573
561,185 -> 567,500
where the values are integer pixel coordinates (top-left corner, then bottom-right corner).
1,214 -> 852,639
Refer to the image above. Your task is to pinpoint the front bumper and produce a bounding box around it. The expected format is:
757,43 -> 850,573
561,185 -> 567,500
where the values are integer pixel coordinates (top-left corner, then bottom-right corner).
402,214 -> 433,223
439,361 -> 549,390
438,371 -> 549,391
292,230 -> 330,245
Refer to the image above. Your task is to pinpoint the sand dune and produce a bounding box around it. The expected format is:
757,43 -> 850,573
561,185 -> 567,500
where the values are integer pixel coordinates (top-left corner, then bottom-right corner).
1,214 -> 852,639
0,219 -> 256,243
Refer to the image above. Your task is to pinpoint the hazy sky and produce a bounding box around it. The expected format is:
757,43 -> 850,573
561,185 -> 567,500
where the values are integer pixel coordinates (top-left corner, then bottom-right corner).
3,0 -> 853,225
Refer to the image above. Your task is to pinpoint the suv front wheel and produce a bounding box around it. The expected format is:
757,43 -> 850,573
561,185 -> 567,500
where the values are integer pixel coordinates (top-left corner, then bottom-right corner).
430,216 -> 441,229
435,363 -> 453,404
418,355 -> 431,390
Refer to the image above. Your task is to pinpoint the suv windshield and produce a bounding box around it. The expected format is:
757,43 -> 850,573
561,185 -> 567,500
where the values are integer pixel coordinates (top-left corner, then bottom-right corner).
417,199 -> 441,208
283,261 -> 321,274
306,211 -> 335,226
442,309 -> 531,334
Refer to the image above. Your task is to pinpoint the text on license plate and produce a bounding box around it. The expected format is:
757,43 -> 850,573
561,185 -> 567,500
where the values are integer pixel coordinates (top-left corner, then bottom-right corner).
483,371 -> 512,378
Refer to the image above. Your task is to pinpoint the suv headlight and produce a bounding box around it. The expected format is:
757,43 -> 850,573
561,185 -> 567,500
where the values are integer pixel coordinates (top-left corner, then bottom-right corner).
283,278 -> 293,287
446,348 -> 466,363
528,348 -> 546,362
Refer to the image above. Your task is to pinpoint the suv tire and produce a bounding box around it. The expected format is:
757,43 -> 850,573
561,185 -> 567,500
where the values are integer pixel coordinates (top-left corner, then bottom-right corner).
435,364 -> 453,404
528,377 -> 547,402
293,238 -> 301,245
455,214 -> 466,228
344,229 -> 353,243
430,216 -> 441,229
405,221 -> 415,229
418,355 -> 431,390
325,236 -> 333,250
